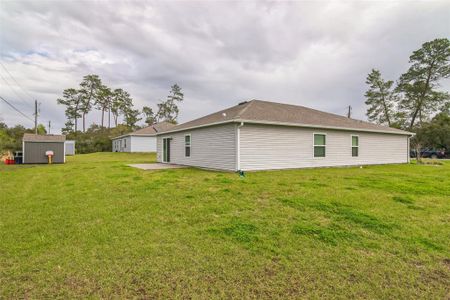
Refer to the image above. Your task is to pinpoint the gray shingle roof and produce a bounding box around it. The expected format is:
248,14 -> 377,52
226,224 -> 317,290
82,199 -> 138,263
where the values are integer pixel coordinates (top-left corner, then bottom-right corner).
23,134 -> 66,142
163,100 -> 412,135
111,121 -> 176,139
131,121 -> 176,135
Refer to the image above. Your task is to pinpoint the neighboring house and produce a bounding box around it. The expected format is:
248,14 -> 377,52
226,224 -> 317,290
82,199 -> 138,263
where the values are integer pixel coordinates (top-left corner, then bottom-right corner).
22,134 -> 66,164
156,100 -> 413,171
111,121 -> 175,152
65,140 -> 76,156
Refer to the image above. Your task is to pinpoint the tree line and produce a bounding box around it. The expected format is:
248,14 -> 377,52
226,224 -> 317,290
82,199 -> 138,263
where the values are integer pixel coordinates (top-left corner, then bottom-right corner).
57,76 -> 184,133
364,38 -> 450,156
0,122 -> 47,152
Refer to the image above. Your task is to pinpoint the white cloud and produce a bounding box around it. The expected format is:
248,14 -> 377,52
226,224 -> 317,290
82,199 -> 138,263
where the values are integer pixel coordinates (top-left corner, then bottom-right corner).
0,0 -> 449,131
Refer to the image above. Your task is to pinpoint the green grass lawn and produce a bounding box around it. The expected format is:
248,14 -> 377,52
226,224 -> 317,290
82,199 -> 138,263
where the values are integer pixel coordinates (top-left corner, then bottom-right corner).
1,153 -> 449,298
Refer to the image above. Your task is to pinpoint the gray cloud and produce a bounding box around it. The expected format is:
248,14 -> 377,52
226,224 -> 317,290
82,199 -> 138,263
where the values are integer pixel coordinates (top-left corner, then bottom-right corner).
1,1 -> 449,131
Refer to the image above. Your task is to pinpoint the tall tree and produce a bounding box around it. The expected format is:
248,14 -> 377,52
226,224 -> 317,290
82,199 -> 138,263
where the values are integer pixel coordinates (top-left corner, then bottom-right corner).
156,84 -> 184,123
57,88 -> 82,132
36,124 -> 47,135
364,69 -> 397,126
79,74 -> 102,132
62,120 -> 75,135
396,38 -> 450,130
421,112 -> 450,150
96,85 -> 113,128
119,91 -> 140,128
142,106 -> 156,125
123,108 -> 142,128
111,88 -> 133,127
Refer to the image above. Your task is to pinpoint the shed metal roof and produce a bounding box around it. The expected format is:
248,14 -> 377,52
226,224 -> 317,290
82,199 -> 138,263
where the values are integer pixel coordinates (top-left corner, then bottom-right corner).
23,134 -> 66,142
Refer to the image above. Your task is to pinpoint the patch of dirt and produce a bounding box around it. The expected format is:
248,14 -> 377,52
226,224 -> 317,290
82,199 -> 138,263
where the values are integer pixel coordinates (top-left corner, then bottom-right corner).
443,258 -> 450,269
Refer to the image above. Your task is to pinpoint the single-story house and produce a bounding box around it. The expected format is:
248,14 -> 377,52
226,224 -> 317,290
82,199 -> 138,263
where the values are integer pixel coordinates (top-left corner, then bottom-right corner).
111,121 -> 175,152
156,100 -> 413,171
65,140 -> 76,156
22,133 -> 66,164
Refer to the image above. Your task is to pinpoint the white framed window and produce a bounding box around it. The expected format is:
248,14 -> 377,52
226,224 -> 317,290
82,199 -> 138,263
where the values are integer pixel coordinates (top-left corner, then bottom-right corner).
123,138 -> 127,148
184,134 -> 191,157
352,135 -> 359,157
313,133 -> 326,158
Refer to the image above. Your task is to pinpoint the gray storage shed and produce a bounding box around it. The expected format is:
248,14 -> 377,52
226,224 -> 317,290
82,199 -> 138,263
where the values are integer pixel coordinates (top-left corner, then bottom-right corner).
22,134 -> 66,164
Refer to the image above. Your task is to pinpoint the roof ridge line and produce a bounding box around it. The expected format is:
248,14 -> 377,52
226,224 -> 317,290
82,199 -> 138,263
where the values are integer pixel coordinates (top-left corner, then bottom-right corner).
234,100 -> 255,119
253,99 -> 395,129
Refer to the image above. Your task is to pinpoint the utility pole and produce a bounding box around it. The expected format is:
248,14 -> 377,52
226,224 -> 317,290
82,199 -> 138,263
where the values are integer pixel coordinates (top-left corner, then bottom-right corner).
48,120 -> 51,134
347,105 -> 352,118
34,100 -> 38,134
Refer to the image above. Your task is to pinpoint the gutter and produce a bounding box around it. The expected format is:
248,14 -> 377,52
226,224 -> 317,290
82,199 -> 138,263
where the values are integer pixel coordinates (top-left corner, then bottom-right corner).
156,119 -> 414,136
236,122 -> 244,171
111,133 -> 157,140
238,119 -> 415,136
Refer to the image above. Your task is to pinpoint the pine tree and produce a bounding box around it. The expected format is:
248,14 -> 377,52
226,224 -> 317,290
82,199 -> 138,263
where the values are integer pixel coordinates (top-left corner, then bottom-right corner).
396,38 -> 450,130
156,84 -> 184,123
123,108 -> 142,128
111,89 -> 134,127
142,106 -> 156,125
79,75 -> 102,132
364,69 -> 397,126
57,88 -> 82,132
96,85 -> 113,128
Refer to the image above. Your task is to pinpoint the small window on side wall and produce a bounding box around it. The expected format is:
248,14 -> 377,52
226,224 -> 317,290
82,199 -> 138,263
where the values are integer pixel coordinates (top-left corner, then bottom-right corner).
185,134 -> 191,157
352,135 -> 359,157
314,134 -> 326,157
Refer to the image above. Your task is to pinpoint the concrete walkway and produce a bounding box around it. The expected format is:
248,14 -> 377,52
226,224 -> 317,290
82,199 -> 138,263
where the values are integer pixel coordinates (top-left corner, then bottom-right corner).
128,163 -> 187,170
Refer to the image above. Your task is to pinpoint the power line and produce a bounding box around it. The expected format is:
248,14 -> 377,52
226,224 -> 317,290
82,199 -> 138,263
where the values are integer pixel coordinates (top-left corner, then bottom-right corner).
0,95 -> 35,123
0,73 -> 31,107
0,62 -> 35,101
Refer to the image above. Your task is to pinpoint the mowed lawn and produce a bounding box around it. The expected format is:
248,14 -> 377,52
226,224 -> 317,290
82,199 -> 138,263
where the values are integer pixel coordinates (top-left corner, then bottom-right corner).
1,153 -> 449,298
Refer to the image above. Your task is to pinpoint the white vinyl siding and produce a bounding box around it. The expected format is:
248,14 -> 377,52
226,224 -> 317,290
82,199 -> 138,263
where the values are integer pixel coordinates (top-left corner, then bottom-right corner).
157,124 -> 237,171
352,135 -> 359,157
313,133 -> 326,158
184,134 -> 191,157
130,136 -> 156,152
122,136 -> 131,152
65,141 -> 75,155
112,136 -> 156,152
239,124 -> 408,171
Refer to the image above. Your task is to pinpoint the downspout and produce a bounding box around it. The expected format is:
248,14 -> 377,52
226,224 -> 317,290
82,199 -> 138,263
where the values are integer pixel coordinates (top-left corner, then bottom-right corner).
237,122 -> 244,171
407,135 -> 412,164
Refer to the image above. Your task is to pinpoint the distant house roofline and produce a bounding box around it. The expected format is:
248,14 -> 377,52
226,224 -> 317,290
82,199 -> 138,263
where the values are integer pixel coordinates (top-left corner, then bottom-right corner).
110,121 -> 176,140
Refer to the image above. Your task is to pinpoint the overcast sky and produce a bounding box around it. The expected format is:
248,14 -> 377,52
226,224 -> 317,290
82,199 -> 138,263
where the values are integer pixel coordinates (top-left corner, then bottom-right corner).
1,1 -> 449,132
